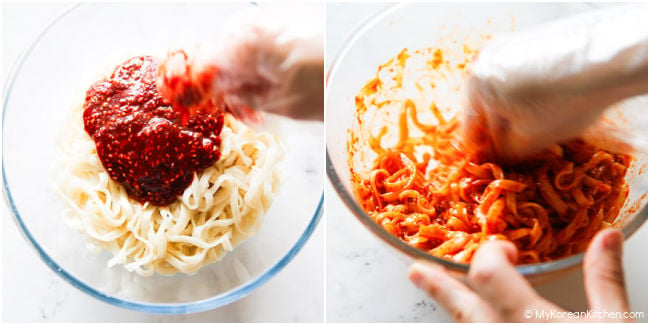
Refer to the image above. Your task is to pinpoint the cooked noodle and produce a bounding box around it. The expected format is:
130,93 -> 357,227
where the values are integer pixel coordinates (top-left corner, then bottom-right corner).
56,107 -> 280,276
349,46 -> 631,264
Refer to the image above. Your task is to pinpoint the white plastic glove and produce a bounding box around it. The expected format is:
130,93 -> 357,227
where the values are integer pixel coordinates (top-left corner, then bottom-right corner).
464,4 -> 648,161
158,3 -> 324,122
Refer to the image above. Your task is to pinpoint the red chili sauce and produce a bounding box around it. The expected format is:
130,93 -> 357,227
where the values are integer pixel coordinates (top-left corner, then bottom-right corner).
83,56 -> 224,206
157,50 -> 219,120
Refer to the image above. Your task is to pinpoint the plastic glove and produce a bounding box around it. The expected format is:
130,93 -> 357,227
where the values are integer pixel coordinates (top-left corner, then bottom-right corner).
158,3 -> 324,123
464,5 -> 648,161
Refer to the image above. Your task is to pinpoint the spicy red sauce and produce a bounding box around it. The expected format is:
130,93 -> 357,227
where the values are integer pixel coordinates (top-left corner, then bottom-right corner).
157,50 -> 219,120
83,56 -> 225,206
156,50 -> 261,123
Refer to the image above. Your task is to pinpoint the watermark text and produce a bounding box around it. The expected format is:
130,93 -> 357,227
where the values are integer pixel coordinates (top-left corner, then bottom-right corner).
523,308 -> 644,321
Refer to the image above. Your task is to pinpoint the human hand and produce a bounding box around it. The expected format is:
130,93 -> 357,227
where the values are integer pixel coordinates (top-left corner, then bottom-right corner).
463,5 -> 647,161
157,3 -> 324,123
408,229 -> 631,322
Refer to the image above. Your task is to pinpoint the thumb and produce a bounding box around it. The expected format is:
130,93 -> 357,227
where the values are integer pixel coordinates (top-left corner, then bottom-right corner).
469,240 -> 545,320
584,229 -> 629,314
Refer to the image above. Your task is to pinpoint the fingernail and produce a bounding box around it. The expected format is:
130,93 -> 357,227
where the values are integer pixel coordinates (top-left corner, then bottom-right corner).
603,230 -> 623,253
408,264 -> 425,289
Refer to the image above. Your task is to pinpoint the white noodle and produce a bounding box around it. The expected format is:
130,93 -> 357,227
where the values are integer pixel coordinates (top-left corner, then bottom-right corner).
55,109 -> 280,276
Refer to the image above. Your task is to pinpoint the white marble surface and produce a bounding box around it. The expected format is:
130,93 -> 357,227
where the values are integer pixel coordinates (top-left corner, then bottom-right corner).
325,3 -> 648,322
2,3 -> 323,322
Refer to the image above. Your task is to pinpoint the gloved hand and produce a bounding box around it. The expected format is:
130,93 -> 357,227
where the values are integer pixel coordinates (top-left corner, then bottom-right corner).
158,3 -> 324,123
463,5 -> 648,161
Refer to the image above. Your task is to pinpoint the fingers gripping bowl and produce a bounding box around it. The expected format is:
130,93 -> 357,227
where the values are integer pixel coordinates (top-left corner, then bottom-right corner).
326,3 -> 647,282
3,3 -> 323,313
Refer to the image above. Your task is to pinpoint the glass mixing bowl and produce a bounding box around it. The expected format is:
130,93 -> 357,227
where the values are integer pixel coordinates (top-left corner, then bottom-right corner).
3,3 -> 323,313
326,2 -> 648,283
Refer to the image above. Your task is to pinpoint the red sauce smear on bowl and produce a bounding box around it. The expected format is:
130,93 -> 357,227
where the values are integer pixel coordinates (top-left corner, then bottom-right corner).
83,56 -> 225,206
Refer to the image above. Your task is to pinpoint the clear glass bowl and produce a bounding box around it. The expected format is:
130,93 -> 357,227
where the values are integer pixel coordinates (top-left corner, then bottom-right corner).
326,3 -> 647,283
3,3 -> 323,313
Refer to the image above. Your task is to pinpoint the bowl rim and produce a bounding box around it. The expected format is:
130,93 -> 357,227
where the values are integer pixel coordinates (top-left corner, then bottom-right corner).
325,2 -> 648,276
2,3 -> 324,314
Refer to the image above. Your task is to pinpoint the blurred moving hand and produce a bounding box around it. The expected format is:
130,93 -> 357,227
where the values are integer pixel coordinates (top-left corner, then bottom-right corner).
158,3 -> 324,122
463,5 -> 647,161
408,229 -> 631,322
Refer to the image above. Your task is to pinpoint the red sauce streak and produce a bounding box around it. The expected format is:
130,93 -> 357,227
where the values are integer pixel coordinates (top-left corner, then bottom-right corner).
157,51 -> 219,122
157,50 -> 261,123
83,56 -> 225,206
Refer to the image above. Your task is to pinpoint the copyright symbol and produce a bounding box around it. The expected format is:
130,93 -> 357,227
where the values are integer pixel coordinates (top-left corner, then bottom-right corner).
524,309 -> 532,319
